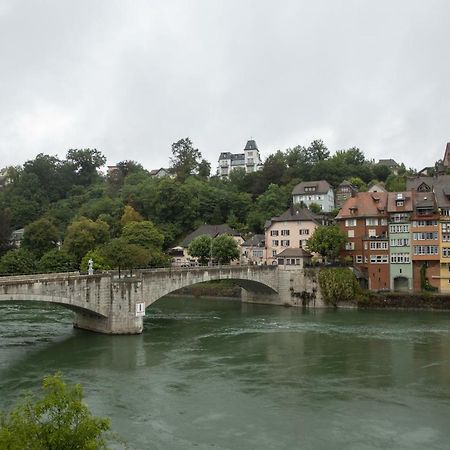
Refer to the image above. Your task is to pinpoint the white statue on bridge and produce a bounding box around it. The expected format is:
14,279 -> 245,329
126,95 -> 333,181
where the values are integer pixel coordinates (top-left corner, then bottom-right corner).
88,258 -> 94,276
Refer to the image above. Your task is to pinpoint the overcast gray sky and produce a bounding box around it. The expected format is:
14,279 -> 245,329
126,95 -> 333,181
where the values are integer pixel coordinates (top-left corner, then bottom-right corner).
1,0 -> 449,172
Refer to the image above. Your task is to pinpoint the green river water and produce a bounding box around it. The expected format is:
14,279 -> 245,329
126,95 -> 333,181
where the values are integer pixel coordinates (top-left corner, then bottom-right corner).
1,297 -> 450,449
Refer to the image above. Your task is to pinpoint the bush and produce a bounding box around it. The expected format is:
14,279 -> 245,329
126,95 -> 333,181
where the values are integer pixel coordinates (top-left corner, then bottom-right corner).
318,268 -> 360,306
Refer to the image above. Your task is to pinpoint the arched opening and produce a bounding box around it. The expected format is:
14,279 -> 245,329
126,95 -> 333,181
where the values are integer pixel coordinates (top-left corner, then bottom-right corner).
393,276 -> 409,292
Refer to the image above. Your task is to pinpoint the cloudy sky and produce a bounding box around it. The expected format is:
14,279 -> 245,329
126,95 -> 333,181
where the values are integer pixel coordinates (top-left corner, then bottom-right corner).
1,0 -> 449,172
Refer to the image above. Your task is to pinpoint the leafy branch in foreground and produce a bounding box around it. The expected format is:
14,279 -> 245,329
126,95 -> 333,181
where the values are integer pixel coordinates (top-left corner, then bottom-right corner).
0,373 -> 126,450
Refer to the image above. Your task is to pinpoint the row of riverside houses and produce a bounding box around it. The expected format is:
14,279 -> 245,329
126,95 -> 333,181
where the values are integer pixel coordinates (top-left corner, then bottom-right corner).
336,174 -> 450,293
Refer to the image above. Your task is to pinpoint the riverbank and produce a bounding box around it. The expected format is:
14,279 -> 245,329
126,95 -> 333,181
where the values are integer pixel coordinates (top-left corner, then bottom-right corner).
357,291 -> 450,310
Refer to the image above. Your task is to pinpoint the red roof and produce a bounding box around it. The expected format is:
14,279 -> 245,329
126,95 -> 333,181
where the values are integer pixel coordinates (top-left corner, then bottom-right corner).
336,192 -> 388,219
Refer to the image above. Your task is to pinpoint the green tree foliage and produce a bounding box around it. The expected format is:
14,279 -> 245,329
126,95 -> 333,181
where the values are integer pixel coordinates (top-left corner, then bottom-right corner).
63,217 -> 110,264
22,218 -> 60,258
120,205 -> 143,228
66,148 -> 106,186
101,238 -> 150,275
188,235 -> 213,265
169,138 -> 202,181
385,174 -> 406,192
372,164 -> 392,182
80,249 -> 111,272
308,202 -> 322,214
38,249 -> 77,273
197,159 -> 211,179
318,268 -> 360,306
0,248 -> 37,274
307,225 -> 347,261
0,208 -> 12,256
0,373 -> 115,450
212,234 -> 240,264
122,220 -> 164,250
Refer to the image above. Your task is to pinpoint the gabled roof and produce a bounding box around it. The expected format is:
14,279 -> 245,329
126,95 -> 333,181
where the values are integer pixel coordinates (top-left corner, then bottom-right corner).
265,206 -> 321,229
292,180 -> 332,195
336,192 -> 388,219
414,192 -> 435,209
276,248 -> 312,258
149,168 -> 168,176
387,192 -> 414,213
180,224 -> 241,248
378,159 -> 399,168
242,234 -> 265,247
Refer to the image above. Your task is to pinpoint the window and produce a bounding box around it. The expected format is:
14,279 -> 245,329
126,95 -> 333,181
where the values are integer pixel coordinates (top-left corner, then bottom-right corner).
390,253 -> 411,264
356,255 -> 363,263
442,248 -> 450,258
281,230 -> 290,236
366,218 -> 379,226
272,240 -> 279,246
345,242 -> 355,250
345,219 -> 356,227
348,230 -> 355,238
370,255 -> 388,263
441,209 -> 450,216
381,218 -> 388,226
368,229 -> 376,237
301,240 -> 308,248
280,240 -> 290,247
270,230 -> 279,236
413,245 -> 439,255
412,232 -> 438,241
272,250 -> 277,257
370,241 -> 388,250
390,238 -> 410,247
412,220 -> 437,227
390,224 -> 410,233
391,214 -> 409,223
252,249 -> 263,258
299,229 -> 310,235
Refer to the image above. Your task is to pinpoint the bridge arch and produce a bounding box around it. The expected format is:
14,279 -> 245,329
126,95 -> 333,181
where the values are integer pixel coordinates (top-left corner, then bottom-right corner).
140,266 -> 279,308
0,293 -> 107,317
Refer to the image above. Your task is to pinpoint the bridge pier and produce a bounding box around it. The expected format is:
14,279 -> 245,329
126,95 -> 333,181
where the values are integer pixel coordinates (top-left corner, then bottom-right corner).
73,276 -> 145,334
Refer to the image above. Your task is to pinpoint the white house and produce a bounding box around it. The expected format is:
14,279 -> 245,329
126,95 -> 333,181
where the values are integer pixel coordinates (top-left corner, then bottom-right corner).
292,180 -> 335,212
217,139 -> 263,179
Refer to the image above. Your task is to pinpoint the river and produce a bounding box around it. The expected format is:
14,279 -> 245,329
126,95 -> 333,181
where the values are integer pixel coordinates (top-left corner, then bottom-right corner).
1,297 -> 450,449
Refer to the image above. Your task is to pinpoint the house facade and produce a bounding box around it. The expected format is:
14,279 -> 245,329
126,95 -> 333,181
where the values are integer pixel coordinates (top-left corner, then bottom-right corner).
292,180 -> 335,212
336,192 -> 389,290
240,234 -> 266,265
335,180 -> 358,209
217,139 -> 263,179
264,207 -> 323,265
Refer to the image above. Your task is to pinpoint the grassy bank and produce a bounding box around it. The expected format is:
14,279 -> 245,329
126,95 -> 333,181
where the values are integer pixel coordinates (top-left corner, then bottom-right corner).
171,280 -> 241,299
357,291 -> 450,310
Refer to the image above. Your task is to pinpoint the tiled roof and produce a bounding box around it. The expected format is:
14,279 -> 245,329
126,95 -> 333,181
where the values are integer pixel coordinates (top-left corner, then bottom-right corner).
276,248 -> 312,258
265,206 -> 321,229
292,180 -> 332,195
386,192 -> 414,213
336,192 -> 388,219
242,234 -> 265,247
378,159 -> 399,167
180,224 -> 241,248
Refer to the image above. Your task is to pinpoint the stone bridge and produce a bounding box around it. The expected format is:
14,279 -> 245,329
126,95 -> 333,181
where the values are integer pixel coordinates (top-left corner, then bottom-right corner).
0,265 -> 322,334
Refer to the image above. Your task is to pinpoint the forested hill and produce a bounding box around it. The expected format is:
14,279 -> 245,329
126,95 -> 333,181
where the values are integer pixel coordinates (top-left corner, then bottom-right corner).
0,138 -> 414,273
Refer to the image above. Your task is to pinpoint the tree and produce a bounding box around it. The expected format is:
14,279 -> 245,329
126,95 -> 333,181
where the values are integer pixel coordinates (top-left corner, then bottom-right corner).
22,218 -> 60,258
188,235 -> 213,265
121,220 -> 164,250
212,234 -> 240,264
101,238 -> 150,276
80,249 -> 111,272
385,174 -> 406,192
0,373 -> 115,450
169,138 -> 202,181
0,248 -> 37,274
120,205 -> 143,228
38,249 -> 77,273
63,217 -> 110,263
0,208 -> 12,256
197,159 -> 211,179
66,148 -> 106,186
318,268 -> 360,307
307,225 -> 347,261
308,202 -> 322,214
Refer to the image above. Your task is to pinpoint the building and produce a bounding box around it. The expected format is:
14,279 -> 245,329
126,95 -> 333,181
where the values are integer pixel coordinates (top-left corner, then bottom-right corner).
240,234 -> 266,265
336,192 -> 389,290
265,206 -> 325,265
387,192 -> 413,291
378,159 -> 400,175
291,180 -> 335,212
276,248 -> 312,268
171,224 -> 243,266
368,183 -> 387,193
335,180 -> 358,209
442,143 -> 450,168
149,168 -> 170,178
10,228 -> 24,248
217,139 -> 263,178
